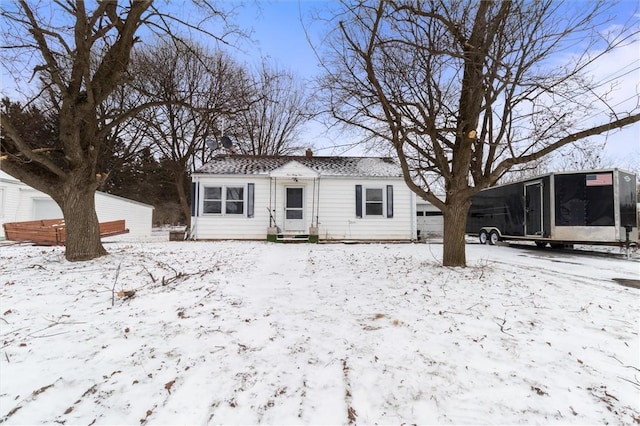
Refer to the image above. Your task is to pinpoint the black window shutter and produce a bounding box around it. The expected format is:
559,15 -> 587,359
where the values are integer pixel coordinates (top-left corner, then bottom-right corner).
191,182 -> 198,216
355,185 -> 362,218
247,183 -> 255,218
386,185 -> 394,218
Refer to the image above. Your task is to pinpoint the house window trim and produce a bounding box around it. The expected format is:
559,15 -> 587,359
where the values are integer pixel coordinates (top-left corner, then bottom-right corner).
356,184 -> 394,219
364,186 -> 385,217
202,184 -> 247,217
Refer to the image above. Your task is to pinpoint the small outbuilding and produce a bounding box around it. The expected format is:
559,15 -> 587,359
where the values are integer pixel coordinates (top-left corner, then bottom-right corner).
190,153 -> 418,242
416,198 -> 444,239
0,171 -> 154,240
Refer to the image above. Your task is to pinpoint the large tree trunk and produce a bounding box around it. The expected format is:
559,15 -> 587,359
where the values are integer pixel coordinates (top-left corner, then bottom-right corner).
441,197 -> 471,267
175,171 -> 191,228
60,184 -> 107,261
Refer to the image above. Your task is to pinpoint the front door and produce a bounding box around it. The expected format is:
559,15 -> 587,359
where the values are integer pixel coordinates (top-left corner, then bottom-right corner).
525,182 -> 543,236
284,186 -> 304,232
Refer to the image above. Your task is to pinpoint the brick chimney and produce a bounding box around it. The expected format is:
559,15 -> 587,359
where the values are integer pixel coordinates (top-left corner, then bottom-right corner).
305,148 -> 313,157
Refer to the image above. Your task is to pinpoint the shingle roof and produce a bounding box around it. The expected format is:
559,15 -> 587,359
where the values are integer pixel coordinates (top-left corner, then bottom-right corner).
193,155 -> 403,177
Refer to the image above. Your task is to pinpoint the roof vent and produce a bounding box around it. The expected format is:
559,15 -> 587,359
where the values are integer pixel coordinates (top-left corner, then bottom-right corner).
305,148 -> 313,157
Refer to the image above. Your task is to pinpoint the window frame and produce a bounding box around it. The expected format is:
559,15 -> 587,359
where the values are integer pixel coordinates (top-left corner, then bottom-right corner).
364,187 -> 384,217
202,184 -> 246,216
202,186 -> 222,214
225,186 -> 245,215
356,184 -> 394,219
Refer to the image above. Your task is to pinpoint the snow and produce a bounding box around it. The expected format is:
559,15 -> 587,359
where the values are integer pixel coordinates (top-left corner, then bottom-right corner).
1,232 -> 639,425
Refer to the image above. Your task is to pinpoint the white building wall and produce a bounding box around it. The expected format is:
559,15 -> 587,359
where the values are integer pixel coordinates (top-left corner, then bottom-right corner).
191,176 -> 271,239
0,173 -> 153,239
94,193 -> 153,238
316,176 -> 415,241
0,184 -> 45,238
0,178 -> 25,238
268,176 -> 318,233
191,174 -> 416,241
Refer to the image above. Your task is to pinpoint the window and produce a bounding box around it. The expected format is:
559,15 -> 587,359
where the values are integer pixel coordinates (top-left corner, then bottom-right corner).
365,188 -> 383,216
355,185 -> 394,218
203,185 -> 244,215
225,187 -> 244,214
203,187 -> 222,214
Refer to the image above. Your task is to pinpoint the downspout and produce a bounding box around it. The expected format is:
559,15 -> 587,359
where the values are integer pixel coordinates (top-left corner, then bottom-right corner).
316,177 -> 321,227
312,177 -> 316,226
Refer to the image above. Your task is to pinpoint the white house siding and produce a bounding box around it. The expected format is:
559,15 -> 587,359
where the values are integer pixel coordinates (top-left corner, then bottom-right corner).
0,172 -> 153,239
191,176 -> 271,240
190,174 -> 416,241
0,177 -> 24,238
266,176 -> 318,234
315,176 -> 415,241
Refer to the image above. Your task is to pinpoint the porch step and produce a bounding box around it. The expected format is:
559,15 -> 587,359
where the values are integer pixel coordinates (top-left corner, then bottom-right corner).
276,234 -> 310,243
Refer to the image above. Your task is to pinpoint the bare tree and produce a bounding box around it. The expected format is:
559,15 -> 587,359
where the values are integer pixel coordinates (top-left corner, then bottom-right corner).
229,62 -> 315,155
0,1 -> 239,261
129,40 -> 253,227
317,0 -> 640,266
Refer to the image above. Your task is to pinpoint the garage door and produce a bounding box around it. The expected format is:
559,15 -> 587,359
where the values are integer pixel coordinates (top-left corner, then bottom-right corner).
417,211 -> 444,238
33,198 -> 63,219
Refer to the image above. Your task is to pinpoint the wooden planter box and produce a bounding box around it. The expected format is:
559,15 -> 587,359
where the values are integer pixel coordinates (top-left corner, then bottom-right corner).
169,230 -> 185,241
3,219 -> 129,246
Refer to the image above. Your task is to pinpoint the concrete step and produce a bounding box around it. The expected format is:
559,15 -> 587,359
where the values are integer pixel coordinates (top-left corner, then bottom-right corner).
276,234 -> 310,243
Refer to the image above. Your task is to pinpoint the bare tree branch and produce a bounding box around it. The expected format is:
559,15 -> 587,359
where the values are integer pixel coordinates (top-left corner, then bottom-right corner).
317,0 -> 640,266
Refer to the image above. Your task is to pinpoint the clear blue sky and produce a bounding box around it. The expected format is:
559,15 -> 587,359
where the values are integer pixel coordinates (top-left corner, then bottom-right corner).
233,1 -> 325,79
227,1 -> 347,154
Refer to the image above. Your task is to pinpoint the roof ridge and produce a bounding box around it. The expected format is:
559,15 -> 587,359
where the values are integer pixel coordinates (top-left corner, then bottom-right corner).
195,155 -> 403,177
213,154 -> 394,160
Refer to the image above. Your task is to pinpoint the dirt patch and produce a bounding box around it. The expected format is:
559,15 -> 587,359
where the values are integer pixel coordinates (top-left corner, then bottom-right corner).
611,278 -> 640,289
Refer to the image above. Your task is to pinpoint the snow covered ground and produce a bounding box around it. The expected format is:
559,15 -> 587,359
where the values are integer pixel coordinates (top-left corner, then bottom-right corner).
1,233 -> 638,425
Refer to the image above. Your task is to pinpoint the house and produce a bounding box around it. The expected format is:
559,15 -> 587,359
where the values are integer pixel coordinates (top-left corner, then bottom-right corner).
189,152 -> 417,242
0,171 -> 154,239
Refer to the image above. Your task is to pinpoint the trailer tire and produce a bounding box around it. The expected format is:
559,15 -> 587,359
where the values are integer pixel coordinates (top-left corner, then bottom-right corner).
479,230 -> 489,245
535,241 -> 548,249
488,230 -> 500,245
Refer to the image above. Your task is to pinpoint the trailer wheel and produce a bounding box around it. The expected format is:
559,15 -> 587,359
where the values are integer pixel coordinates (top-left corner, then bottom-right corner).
479,230 -> 489,245
488,230 -> 500,245
535,241 -> 548,249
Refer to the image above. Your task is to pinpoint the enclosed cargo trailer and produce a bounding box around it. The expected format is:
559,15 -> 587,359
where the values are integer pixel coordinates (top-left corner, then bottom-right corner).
466,169 -> 638,248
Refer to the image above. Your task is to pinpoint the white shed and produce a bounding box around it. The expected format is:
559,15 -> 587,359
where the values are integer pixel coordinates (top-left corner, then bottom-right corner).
190,154 -> 417,242
0,171 -> 154,239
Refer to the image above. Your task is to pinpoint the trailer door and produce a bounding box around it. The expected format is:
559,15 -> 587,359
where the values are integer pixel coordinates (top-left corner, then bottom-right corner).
525,182 -> 543,236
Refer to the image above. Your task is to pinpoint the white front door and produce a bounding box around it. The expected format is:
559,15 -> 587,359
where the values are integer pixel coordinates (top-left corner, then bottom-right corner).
284,186 -> 304,232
